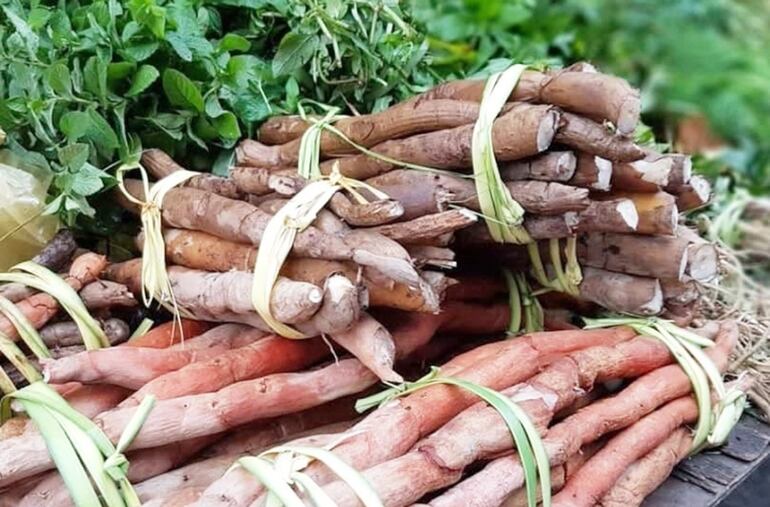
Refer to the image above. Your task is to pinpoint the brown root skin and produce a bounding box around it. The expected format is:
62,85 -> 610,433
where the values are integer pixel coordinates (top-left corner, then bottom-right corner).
364,209 -> 477,245
408,65 -> 640,135
455,199 -> 638,247
229,166 -> 303,197
141,149 -> 243,200
244,99 -> 485,166
365,170 -> 590,220
78,280 -> 137,309
577,232 -> 689,280
310,103 -> 559,180
597,191 -> 678,235
258,115 -> 310,145
327,193 -> 405,226
215,325 -> 636,507
500,151 -> 576,182
159,229 -> 444,313
555,113 -> 645,162
119,183 -> 421,288
579,267 -> 663,315
576,198 -> 639,234
671,174 -> 711,211
1,229 -> 79,303
611,155 -> 674,191
571,152 -> 612,191
107,259 -> 324,326
39,318 -> 129,348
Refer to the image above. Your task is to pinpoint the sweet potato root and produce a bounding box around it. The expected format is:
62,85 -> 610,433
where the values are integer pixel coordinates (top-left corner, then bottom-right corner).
553,374 -> 753,507
214,327 -> 637,507
429,321 -> 737,507
126,319 -> 211,348
0,253 -> 107,341
316,335 -> 673,507
599,428 -> 691,507
41,325 -> 268,389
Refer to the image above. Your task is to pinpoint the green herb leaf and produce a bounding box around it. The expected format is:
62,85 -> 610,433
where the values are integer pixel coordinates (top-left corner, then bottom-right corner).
58,143 -> 90,171
218,33 -> 250,52
126,64 -> 160,96
211,111 -> 241,140
2,7 -> 39,57
45,63 -> 73,97
162,69 -> 204,112
272,32 -> 319,77
59,111 -> 91,141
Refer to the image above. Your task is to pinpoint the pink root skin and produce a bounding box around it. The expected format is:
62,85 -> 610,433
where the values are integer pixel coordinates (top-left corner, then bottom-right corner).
234,328 -> 636,507
428,321 -> 738,507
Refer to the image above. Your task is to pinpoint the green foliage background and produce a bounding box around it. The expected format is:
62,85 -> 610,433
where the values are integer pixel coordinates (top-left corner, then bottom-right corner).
0,0 -> 768,241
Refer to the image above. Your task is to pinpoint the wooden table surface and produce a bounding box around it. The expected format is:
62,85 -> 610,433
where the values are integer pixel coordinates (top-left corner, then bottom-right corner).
644,414 -> 770,506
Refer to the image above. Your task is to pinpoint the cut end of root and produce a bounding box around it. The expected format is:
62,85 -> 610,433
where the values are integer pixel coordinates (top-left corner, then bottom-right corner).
594,157 -> 613,191
640,280 -> 664,315
637,158 -> 673,187
616,94 -> 642,136
616,199 -> 640,230
537,110 -> 560,152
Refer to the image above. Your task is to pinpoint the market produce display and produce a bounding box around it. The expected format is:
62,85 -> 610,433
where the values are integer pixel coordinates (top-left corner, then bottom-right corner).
0,2 -> 766,507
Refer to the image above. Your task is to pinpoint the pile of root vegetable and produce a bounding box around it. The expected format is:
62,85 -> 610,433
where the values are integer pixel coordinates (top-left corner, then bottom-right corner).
0,63 -> 757,507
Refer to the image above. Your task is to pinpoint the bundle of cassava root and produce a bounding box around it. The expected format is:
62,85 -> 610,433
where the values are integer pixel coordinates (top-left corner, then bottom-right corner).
0,63 -> 742,507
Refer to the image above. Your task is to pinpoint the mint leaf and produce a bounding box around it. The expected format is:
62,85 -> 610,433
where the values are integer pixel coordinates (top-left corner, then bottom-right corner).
70,164 -> 106,196
120,41 -> 160,62
45,63 -> 72,96
218,33 -> 250,53
126,64 -> 159,96
211,111 -> 241,140
58,143 -> 90,171
272,32 -> 319,77
84,109 -> 120,156
162,69 -> 204,112
59,111 -> 91,141
166,31 -> 193,61
2,7 -> 39,57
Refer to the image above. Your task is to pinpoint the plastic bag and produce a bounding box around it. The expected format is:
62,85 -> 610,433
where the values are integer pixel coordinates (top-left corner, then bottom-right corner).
0,161 -> 58,270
